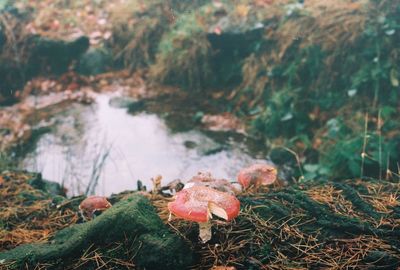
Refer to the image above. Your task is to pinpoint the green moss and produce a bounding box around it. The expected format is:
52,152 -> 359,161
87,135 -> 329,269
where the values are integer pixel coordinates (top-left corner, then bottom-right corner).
333,182 -> 382,219
0,195 -> 192,270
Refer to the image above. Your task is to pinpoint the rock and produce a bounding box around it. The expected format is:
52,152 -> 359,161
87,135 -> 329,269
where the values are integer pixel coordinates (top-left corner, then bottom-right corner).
206,15 -> 265,86
109,96 -> 142,109
77,47 -> 112,76
27,35 -> 90,76
207,16 -> 265,56
0,32 -> 90,104
127,99 -> 146,113
184,140 -> 197,149
179,131 -> 225,156
193,133 -> 224,156
0,194 -> 193,270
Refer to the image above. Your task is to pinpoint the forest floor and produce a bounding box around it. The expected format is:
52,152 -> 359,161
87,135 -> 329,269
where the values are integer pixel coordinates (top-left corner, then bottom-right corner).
1,170 -> 399,269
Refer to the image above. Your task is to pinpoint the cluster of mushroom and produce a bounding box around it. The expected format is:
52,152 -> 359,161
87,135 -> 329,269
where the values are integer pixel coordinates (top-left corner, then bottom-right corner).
168,164 -> 277,243
77,163 -> 277,244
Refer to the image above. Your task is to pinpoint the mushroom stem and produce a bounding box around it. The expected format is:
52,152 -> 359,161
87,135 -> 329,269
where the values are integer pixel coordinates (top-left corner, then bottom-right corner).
199,221 -> 212,243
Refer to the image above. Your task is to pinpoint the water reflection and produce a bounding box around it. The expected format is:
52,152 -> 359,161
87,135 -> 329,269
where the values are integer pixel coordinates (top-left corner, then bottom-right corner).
20,95 -> 262,196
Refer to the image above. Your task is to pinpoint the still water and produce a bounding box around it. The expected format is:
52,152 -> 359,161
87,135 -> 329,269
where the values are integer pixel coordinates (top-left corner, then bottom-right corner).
19,94 -> 264,196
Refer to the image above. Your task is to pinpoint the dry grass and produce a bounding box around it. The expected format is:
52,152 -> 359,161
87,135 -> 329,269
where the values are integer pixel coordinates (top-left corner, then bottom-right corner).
306,185 -> 357,217
239,0 -> 369,102
109,0 -> 170,69
0,171 -> 79,252
149,32 -> 213,91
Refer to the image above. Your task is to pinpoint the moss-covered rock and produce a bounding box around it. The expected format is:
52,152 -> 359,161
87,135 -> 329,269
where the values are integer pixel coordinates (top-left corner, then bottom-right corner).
0,194 -> 192,270
77,47 -> 112,76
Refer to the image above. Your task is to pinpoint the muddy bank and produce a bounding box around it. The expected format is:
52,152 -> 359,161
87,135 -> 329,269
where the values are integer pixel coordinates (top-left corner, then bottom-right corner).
0,88 -> 93,152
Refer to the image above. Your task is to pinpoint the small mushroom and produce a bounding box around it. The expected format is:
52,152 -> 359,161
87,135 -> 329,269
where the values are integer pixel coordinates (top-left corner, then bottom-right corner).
237,163 -> 277,189
79,196 -> 112,220
185,172 -> 240,194
168,186 -> 240,243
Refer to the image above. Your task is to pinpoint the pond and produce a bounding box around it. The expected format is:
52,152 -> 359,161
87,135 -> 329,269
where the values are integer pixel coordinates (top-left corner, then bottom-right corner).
17,94 -> 267,196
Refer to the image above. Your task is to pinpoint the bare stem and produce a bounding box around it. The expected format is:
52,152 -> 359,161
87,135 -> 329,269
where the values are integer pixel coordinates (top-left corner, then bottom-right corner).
281,147 -> 303,182
361,113 -> 369,178
377,109 -> 382,181
199,222 -> 212,243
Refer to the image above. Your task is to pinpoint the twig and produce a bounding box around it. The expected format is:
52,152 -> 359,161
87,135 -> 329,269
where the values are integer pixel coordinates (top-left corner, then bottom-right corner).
361,113 -> 368,178
377,109 -> 382,181
281,146 -> 304,182
85,143 -> 112,196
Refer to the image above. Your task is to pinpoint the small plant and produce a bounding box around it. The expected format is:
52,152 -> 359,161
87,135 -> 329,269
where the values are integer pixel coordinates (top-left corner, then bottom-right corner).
321,112 -> 400,180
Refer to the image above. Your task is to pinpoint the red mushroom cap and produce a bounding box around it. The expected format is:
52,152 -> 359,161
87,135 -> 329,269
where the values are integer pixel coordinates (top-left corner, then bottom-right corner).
168,186 -> 240,223
79,196 -> 112,218
237,164 -> 277,189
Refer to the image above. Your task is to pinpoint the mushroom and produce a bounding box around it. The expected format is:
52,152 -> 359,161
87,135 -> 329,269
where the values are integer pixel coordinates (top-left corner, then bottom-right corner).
237,163 -> 277,189
79,196 -> 112,220
168,186 -> 240,243
151,175 -> 162,194
161,179 -> 185,193
185,172 -> 240,194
